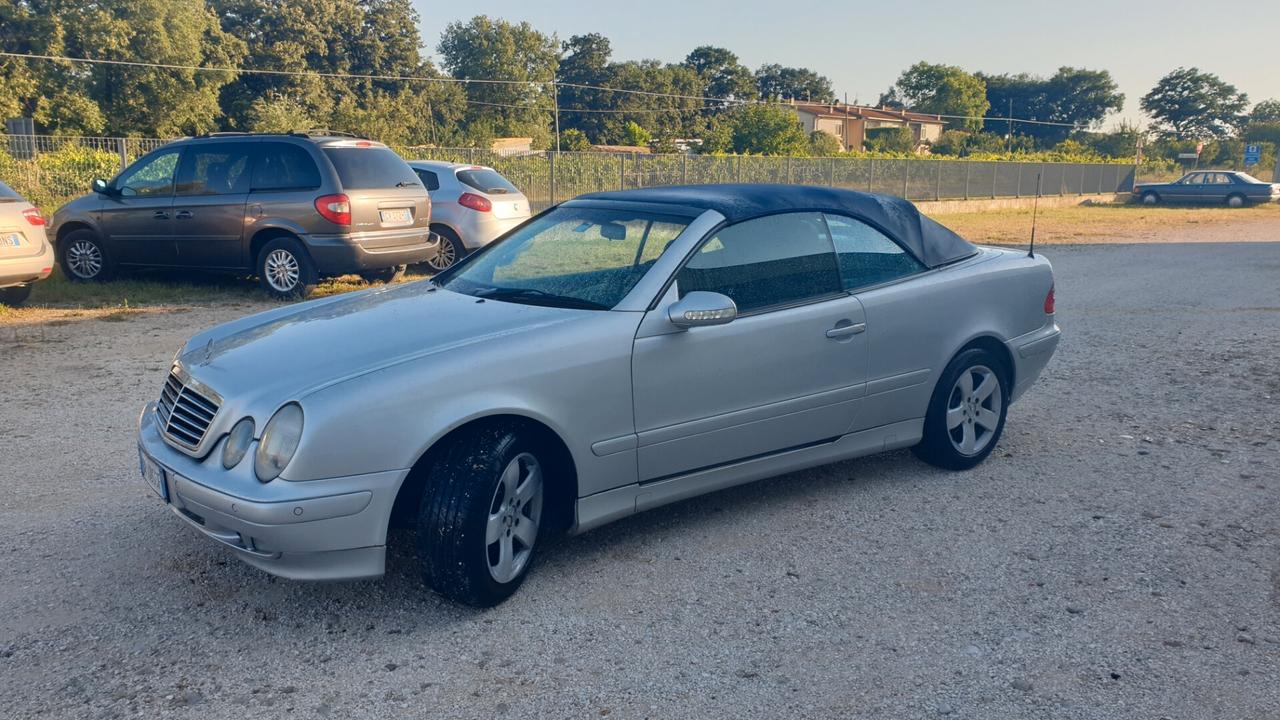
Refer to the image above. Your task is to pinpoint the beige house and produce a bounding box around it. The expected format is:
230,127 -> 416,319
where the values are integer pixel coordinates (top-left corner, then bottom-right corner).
790,101 -> 946,152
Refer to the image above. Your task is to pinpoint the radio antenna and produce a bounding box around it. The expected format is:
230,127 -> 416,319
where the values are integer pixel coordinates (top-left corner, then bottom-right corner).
1028,172 -> 1043,258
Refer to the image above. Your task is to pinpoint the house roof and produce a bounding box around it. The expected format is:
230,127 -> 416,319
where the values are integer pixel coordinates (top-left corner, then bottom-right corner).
591,144 -> 652,154
791,101 -> 945,126
569,183 -> 976,268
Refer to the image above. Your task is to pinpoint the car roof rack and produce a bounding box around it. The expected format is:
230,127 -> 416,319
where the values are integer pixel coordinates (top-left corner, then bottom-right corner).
299,129 -> 362,139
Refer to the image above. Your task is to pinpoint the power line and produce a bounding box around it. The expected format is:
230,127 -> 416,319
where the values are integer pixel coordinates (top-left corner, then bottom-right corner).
0,50 -> 1085,129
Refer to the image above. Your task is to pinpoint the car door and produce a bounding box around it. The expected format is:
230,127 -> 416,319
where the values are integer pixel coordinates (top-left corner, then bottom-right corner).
171,142 -> 254,269
1171,173 -> 1204,204
822,213 -> 936,432
631,211 -> 869,482
99,148 -> 181,266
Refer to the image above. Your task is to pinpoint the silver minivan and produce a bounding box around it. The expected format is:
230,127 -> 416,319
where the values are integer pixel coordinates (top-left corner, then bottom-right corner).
51,134 -> 438,298
408,161 -> 531,271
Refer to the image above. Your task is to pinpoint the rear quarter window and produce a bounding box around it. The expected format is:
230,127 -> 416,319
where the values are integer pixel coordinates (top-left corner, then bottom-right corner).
323,147 -> 419,190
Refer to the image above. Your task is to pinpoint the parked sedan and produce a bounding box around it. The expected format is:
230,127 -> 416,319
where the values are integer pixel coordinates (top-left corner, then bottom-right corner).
0,179 -> 53,307
136,184 -> 1060,606
1133,171 -> 1280,207
407,161 -> 531,271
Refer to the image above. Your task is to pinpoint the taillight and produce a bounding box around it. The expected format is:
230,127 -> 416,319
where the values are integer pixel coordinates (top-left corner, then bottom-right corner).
22,208 -> 45,226
314,194 -> 351,226
1044,283 -> 1055,314
457,192 -> 492,213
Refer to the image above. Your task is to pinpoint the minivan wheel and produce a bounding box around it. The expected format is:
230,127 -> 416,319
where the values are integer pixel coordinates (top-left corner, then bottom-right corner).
58,229 -> 115,282
358,264 -> 406,284
256,237 -> 317,299
416,423 -> 545,607
426,227 -> 465,272
0,284 -> 32,307
913,347 -> 1009,471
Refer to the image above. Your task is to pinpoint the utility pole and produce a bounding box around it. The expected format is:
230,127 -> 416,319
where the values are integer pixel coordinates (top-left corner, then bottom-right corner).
552,82 -> 561,152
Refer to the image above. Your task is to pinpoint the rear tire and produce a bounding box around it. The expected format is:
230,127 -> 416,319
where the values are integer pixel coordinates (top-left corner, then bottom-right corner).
416,422 -> 546,607
0,284 -> 32,307
913,347 -> 1010,471
256,237 -> 317,299
58,229 -> 115,282
1140,192 -> 1160,206
359,264 -> 406,284
426,226 -> 465,272
1226,193 -> 1246,209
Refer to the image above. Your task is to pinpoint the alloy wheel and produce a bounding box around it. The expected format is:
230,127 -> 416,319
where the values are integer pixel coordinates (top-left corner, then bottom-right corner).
426,236 -> 457,271
66,240 -> 104,279
485,452 -> 543,583
264,249 -> 300,292
945,365 -> 1003,456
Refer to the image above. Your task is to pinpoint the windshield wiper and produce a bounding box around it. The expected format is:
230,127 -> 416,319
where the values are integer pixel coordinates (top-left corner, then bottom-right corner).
475,287 -> 608,310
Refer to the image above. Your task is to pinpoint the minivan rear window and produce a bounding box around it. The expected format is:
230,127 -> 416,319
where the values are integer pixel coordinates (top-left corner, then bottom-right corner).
456,168 -> 519,195
323,147 -> 419,190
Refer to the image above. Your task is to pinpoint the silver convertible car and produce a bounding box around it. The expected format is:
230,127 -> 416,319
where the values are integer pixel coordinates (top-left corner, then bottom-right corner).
137,184 -> 1060,606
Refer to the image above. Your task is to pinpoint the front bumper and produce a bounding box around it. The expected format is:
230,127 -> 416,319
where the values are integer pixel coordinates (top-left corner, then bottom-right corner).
138,402 -> 408,580
305,228 -> 440,275
1007,321 -> 1061,403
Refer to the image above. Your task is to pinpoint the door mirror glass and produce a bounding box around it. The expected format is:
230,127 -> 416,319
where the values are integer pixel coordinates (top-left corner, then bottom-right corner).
91,178 -> 110,194
668,291 -> 738,328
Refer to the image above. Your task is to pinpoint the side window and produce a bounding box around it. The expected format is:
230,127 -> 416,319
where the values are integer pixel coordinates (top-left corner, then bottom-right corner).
416,169 -> 440,191
824,214 -> 925,290
175,144 -> 253,196
675,212 -> 842,314
117,150 -> 180,198
250,143 -> 322,191
1182,173 -> 1205,185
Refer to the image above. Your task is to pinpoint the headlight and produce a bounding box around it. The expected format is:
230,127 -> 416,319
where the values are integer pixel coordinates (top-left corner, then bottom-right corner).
254,403 -> 303,482
221,417 -> 255,469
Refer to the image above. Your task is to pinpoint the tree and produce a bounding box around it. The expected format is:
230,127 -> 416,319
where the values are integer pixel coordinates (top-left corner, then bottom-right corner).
865,126 -> 916,154
755,64 -> 835,103
1140,67 -> 1249,140
886,62 -> 989,131
595,60 -> 703,145
981,67 -> 1123,146
1250,99 -> 1280,123
559,128 -> 590,151
683,46 -> 757,104
700,104 -> 809,155
438,15 -> 559,147
619,121 -> 651,148
556,34 -> 613,142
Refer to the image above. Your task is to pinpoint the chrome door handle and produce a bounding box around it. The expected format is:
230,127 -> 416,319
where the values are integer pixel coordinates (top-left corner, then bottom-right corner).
825,323 -> 866,339
175,210 -> 193,220
153,211 -> 169,220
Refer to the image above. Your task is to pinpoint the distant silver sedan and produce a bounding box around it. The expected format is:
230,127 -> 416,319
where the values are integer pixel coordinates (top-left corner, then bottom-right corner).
0,179 -> 53,306
136,184 -> 1059,607
407,161 -> 531,270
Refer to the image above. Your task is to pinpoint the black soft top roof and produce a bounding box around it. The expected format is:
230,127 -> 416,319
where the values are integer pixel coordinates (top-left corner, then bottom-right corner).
571,183 -> 977,268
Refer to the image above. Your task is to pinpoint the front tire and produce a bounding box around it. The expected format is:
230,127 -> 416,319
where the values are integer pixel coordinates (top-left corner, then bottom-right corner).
913,347 -> 1009,471
1140,192 -> 1160,206
0,284 -> 32,307
256,237 -> 317,299
416,423 -> 545,607
58,229 -> 115,282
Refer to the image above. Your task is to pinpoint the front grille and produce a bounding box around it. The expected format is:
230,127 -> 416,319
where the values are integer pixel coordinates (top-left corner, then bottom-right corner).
157,372 -> 219,450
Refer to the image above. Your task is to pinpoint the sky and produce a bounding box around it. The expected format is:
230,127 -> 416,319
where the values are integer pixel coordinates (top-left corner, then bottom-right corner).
412,0 -> 1280,129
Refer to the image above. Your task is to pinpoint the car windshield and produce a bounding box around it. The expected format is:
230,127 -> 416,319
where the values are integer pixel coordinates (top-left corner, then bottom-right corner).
456,167 -> 520,195
436,206 -> 690,310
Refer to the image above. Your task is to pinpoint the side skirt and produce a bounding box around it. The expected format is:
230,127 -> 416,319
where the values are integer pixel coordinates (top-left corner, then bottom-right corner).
570,418 -> 923,535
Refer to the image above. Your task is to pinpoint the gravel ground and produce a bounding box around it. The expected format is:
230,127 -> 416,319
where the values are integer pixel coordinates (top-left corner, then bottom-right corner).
2,235 -> 1278,719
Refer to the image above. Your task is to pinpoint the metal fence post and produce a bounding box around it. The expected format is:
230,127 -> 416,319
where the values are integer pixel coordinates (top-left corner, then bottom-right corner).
548,152 -> 556,206
117,137 -> 128,172
681,153 -> 688,185
992,163 -> 998,199
963,161 -> 971,200
828,157 -> 835,187
735,155 -> 742,183
868,158 -> 875,193
1016,163 -> 1022,198
786,156 -> 792,185
902,162 -> 909,199
1079,165 -> 1086,195
935,160 -> 942,201
619,154 -> 625,190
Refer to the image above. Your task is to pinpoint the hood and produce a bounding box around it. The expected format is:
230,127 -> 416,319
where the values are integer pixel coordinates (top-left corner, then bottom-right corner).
177,281 -> 581,402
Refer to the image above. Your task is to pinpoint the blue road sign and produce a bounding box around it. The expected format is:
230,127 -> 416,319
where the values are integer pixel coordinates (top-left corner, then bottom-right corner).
1244,144 -> 1261,166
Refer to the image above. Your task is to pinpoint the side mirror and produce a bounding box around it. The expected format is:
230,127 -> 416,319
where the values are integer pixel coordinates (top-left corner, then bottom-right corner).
668,291 -> 737,329
91,178 -> 110,195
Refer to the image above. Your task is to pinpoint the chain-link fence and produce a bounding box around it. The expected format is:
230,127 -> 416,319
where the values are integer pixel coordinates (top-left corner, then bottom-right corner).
0,134 -> 1136,214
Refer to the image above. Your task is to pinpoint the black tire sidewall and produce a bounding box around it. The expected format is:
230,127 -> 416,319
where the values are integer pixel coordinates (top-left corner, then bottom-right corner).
0,284 -> 32,307
57,229 -> 114,282
416,424 -> 543,607
914,347 -> 1010,471
256,237 -> 317,299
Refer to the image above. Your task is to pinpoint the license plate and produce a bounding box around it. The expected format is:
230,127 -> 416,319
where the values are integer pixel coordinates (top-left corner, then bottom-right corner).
3,233 -> 20,248
380,208 -> 412,225
139,448 -> 169,502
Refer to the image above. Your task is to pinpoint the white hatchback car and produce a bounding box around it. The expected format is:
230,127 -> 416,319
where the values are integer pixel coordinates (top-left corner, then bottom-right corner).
0,179 -> 53,306
407,161 -> 531,271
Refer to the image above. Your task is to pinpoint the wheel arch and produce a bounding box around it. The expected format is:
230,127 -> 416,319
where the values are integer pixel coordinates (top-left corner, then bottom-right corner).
249,225 -> 307,266
389,413 -> 579,535
55,221 -> 97,244
952,334 -> 1016,392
